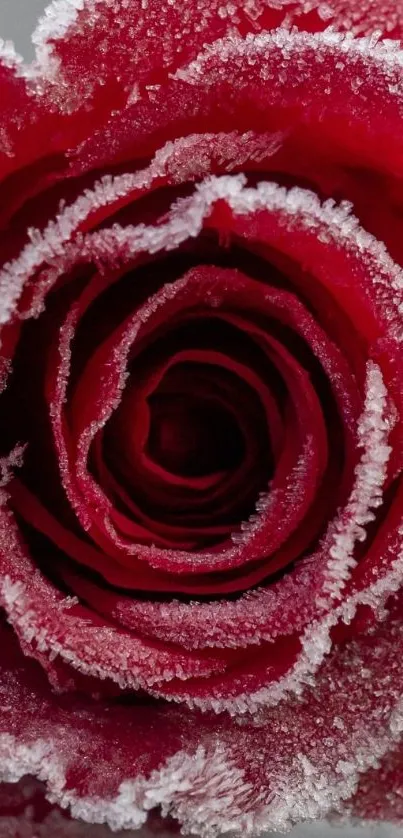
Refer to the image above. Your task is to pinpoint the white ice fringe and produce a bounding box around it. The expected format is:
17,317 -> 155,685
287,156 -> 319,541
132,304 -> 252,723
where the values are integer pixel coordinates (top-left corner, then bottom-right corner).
172,28 -> 403,84
322,361 -> 393,601
3,686 -> 403,836
2,166 -> 403,330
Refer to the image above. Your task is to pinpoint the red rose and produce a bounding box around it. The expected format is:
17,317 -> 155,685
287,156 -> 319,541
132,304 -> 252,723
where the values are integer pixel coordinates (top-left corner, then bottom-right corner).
1,0 -> 403,834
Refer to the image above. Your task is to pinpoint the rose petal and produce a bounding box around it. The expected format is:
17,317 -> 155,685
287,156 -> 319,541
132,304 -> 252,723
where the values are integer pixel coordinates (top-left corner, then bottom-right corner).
1,593 -> 403,834
0,494 -> 238,691
70,29 -> 403,188
32,0 -> 403,129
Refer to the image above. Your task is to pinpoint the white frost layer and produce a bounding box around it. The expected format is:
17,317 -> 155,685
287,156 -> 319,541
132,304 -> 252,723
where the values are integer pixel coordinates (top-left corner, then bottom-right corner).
0,443 -> 26,487
173,28 -> 403,84
26,0 -> 403,73
310,0 -> 403,36
0,572 -> 222,691
12,170 -> 401,340
0,735 -> 66,789
262,698 -> 403,833
30,0 -> 105,80
181,534 -> 403,715
33,0 -> 89,44
65,746 -> 257,836
321,361 -> 393,601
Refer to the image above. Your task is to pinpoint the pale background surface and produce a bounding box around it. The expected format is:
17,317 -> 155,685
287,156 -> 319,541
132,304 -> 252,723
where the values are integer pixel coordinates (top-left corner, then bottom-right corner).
0,0 -> 402,836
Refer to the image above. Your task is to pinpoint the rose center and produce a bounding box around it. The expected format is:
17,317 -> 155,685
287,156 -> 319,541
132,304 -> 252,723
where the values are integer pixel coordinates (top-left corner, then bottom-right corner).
147,392 -> 245,478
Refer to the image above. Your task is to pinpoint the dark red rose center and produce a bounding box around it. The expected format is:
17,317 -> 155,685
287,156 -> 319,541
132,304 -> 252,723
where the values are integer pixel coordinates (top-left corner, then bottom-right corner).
1,252 -> 357,594
99,340 -> 275,549
147,386 -> 246,478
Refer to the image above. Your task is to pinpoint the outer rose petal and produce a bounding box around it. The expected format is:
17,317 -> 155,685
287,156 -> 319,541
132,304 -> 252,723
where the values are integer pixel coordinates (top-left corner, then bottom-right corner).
63,29 -> 403,190
2,596 -> 403,835
4,28 -> 403,334
31,0 -> 403,122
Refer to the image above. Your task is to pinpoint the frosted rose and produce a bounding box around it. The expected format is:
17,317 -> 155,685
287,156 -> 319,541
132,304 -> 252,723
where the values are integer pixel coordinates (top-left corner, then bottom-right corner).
1,0 -> 403,835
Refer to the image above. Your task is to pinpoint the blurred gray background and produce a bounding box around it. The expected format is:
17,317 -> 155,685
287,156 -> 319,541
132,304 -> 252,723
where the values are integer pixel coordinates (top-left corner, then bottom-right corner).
0,1 -> 402,836
0,0 -> 42,58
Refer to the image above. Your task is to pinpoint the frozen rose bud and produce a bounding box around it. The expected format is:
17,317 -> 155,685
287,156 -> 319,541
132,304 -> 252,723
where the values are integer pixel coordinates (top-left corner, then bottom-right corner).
1,0 -> 403,836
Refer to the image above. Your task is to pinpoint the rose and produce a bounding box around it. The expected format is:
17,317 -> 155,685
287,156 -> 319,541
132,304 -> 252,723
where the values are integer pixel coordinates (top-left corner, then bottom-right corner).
1,0 -> 403,835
